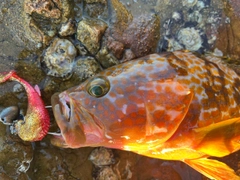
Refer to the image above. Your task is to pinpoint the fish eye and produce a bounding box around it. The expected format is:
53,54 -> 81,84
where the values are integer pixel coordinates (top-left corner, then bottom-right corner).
86,76 -> 110,98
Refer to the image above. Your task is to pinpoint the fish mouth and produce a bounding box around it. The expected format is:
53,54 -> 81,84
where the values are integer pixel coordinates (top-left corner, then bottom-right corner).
51,92 -> 86,144
51,92 -> 71,122
51,92 -> 105,146
53,92 -> 72,121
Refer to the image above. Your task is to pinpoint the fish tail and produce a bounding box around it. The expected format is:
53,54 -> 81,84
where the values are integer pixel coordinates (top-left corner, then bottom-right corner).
184,158 -> 240,180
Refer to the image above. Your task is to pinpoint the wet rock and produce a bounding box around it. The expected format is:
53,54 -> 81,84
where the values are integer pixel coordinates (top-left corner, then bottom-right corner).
24,0 -> 73,45
89,148 -> 118,180
108,0 -> 133,38
59,19 -> 76,37
229,0 -> 240,18
0,122 -> 33,179
24,0 -> 62,19
85,3 -> 107,18
159,37 -> 183,52
73,56 -> 102,81
41,38 -> 77,79
77,18 -> 108,55
13,84 -> 24,93
107,38 -> 124,59
213,0 -> 240,60
75,41 -> 89,56
111,150 -> 201,179
32,144 -> 93,179
122,14 -> 160,57
109,13 -> 160,58
0,1 -> 41,57
0,173 -> 12,180
157,1 -> 223,53
0,106 -> 19,124
95,166 -> 119,180
182,0 -> 198,7
84,0 -> 108,18
121,49 -> 136,62
85,0 -> 106,3
89,147 -> 115,166
96,47 -> 119,68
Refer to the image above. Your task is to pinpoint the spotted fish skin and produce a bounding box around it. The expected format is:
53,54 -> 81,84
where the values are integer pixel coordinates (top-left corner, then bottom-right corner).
50,51 -> 240,179
170,52 -> 240,127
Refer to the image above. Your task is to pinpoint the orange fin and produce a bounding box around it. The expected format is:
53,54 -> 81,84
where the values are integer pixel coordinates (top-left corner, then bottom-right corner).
141,79 -> 193,143
193,117 -> 240,157
184,158 -> 240,180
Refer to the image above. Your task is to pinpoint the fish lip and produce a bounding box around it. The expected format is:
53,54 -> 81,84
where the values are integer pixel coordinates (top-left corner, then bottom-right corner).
52,92 -> 104,131
52,92 -> 105,145
51,93 -> 61,107
52,92 -> 71,121
51,92 -> 86,144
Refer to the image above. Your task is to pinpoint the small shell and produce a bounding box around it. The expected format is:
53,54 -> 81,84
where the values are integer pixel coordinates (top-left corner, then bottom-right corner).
172,11 -> 184,23
177,27 -> 202,51
0,106 -> 19,124
41,38 -> 77,79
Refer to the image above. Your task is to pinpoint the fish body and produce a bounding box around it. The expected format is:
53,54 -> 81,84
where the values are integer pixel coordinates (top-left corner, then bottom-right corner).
0,71 -> 50,141
50,51 -> 239,179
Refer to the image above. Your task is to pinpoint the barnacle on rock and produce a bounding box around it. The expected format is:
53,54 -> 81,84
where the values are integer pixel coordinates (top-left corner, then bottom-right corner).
41,38 -> 77,79
177,27 -> 202,51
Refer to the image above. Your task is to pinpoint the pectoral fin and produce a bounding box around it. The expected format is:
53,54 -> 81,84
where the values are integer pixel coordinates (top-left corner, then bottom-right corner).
193,117 -> 240,157
184,158 -> 240,180
142,80 -> 193,143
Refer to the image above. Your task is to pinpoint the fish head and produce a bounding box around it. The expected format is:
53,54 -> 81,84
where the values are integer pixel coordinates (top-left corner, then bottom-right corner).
51,55 -> 193,148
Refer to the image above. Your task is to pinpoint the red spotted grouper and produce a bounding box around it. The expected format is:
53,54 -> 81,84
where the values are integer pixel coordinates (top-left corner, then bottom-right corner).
0,51 -> 239,179
50,51 -> 240,179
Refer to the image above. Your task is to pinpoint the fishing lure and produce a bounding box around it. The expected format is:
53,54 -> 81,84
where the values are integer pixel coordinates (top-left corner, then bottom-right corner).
0,71 -> 50,141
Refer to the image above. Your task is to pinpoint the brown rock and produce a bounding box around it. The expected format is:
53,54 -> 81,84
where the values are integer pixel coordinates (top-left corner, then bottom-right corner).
24,0 -> 72,45
229,0 -> 240,18
121,49 -> 136,62
96,166 -> 119,180
108,13 -> 160,58
108,0 -> 133,38
107,38 -> 124,59
122,14 -> 160,57
77,18 -> 108,55
73,56 -> 102,82
85,3 -> 107,18
214,0 -> 240,60
59,19 -> 76,36
89,147 -> 114,166
96,47 -> 119,68
24,0 -> 61,19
